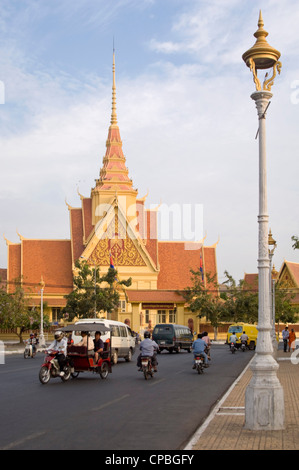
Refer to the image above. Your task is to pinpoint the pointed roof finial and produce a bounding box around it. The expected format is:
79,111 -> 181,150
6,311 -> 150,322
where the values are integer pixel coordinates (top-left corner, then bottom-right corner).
110,42 -> 118,126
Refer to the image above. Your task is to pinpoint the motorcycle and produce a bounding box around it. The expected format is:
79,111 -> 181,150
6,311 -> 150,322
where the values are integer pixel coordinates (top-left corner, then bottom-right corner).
141,356 -> 154,380
230,342 -> 236,354
194,355 -> 204,374
241,340 -> 247,352
24,340 -> 36,359
39,350 -> 72,385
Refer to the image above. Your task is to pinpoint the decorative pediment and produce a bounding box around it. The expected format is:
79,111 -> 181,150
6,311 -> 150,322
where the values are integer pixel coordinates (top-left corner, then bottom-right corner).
81,201 -> 158,272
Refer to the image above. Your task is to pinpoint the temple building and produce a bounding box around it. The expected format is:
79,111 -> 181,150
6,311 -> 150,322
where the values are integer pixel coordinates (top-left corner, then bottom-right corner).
5,53 -> 219,334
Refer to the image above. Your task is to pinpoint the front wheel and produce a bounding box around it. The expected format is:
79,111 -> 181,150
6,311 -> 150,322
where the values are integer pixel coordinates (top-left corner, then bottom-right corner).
39,366 -> 51,385
112,350 -> 118,365
125,349 -> 132,362
24,349 -> 29,359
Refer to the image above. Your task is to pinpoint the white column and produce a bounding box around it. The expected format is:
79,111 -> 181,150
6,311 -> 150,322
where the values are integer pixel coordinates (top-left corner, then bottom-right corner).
244,90 -> 284,430
39,285 -> 46,348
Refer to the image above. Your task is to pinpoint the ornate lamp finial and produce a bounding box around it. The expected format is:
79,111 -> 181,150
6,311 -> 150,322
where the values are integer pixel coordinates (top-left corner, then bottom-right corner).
242,11 -> 281,91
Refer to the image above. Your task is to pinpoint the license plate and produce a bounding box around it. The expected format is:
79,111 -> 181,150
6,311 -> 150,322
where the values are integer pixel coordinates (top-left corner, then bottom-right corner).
142,360 -> 148,366
159,341 -> 165,345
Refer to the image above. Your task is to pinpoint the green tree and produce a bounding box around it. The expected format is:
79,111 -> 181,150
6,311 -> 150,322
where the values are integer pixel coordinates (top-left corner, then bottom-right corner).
181,269 -> 225,339
274,280 -> 299,326
221,271 -> 259,324
0,281 -> 49,343
291,235 -> 299,250
64,260 -> 132,321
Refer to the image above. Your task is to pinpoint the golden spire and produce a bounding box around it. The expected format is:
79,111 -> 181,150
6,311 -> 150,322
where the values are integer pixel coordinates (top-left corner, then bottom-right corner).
110,47 -> 118,126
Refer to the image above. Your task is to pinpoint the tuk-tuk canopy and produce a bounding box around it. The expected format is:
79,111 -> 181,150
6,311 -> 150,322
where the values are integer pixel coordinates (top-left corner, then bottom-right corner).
57,323 -> 111,333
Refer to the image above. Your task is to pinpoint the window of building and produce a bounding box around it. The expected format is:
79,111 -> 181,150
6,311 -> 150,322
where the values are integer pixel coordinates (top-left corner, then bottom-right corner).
118,300 -> 126,313
169,310 -> 176,323
158,310 -> 166,323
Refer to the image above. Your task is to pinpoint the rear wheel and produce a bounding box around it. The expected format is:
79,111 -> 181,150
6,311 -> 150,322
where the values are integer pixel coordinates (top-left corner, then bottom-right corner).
39,366 -> 51,385
99,362 -> 109,379
60,365 -> 71,382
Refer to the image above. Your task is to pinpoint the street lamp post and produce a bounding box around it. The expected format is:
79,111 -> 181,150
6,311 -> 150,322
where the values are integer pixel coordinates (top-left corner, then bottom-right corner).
268,229 -> 278,356
39,276 -> 46,348
242,11 -> 284,430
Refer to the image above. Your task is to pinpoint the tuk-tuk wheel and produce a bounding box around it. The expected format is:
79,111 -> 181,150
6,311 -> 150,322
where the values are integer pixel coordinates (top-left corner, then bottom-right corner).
99,362 -> 109,379
71,372 -> 80,379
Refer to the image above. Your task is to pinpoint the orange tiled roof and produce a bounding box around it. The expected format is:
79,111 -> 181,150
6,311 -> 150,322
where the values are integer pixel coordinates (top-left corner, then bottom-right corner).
285,261 -> 299,287
157,243 -> 217,290
21,240 -> 73,295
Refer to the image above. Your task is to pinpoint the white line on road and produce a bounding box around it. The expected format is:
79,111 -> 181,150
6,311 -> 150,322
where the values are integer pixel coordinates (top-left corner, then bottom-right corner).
92,394 -> 130,412
0,431 -> 46,450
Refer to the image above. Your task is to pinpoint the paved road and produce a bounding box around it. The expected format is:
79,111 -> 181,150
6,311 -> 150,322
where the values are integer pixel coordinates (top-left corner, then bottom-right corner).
0,345 -> 254,450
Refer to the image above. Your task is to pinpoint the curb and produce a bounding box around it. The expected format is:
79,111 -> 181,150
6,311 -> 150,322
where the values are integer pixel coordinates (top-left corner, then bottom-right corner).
184,356 -> 254,450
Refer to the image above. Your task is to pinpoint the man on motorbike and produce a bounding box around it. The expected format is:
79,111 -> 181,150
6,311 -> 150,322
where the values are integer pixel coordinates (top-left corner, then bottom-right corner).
240,331 -> 249,347
47,331 -> 68,376
192,334 -> 208,368
137,331 -> 159,372
229,331 -> 238,346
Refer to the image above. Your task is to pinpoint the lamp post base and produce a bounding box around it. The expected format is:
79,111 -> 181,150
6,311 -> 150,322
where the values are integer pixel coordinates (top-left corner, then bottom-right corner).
244,354 -> 284,430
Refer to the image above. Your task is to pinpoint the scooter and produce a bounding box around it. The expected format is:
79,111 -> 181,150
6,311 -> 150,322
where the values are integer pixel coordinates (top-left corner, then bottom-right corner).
39,350 -> 72,385
194,355 -> 205,374
141,356 -> 154,380
24,340 -> 36,359
230,342 -> 237,354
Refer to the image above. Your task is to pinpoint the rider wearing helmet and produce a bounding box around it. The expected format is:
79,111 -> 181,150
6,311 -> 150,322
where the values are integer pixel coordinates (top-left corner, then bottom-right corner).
137,331 -> 159,372
47,331 -> 68,376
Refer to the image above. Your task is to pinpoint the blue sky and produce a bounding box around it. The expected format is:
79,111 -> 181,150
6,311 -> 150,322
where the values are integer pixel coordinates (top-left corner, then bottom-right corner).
0,0 -> 298,283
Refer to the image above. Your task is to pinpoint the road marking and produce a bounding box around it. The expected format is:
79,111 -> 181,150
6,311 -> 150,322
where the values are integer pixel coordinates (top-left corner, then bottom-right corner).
92,394 -> 130,412
149,378 -> 166,387
0,431 -> 46,450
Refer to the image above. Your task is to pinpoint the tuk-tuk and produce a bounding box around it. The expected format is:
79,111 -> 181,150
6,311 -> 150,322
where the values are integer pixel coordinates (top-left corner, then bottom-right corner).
60,323 -> 112,380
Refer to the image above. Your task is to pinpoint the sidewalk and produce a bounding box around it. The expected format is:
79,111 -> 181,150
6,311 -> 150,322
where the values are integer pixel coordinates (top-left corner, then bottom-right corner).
185,348 -> 299,450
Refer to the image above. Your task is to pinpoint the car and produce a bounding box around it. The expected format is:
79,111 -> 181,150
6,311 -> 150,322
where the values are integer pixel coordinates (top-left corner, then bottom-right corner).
72,318 -> 136,364
152,323 -> 193,353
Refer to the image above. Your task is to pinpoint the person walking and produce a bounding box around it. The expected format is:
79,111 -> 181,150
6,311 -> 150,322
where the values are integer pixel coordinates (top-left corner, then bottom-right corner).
288,328 -> 296,353
282,326 -> 289,353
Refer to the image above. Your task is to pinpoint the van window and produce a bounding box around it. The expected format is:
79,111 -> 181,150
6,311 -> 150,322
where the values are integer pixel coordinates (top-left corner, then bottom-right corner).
111,325 -> 120,337
153,326 -> 173,335
228,326 -> 243,333
119,326 -> 127,337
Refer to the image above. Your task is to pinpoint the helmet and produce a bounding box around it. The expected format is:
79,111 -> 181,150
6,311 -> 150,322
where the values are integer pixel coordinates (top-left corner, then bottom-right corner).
54,331 -> 63,341
144,331 -> 151,339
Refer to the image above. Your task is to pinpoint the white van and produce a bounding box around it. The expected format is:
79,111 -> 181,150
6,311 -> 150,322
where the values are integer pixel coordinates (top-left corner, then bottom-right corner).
72,318 -> 136,364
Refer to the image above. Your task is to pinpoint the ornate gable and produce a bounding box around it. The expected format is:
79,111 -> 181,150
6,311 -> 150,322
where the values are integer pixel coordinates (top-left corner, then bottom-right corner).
81,200 -> 158,272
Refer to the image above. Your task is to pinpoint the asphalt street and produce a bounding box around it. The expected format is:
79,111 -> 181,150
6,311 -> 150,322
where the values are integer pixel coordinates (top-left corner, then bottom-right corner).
0,344 -> 254,450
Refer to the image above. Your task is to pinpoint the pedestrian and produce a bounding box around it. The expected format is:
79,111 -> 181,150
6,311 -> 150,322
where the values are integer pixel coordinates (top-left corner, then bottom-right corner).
288,328 -> 296,353
282,326 -> 289,352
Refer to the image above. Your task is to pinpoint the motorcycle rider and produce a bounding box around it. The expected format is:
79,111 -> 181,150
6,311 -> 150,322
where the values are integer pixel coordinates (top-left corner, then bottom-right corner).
229,331 -> 238,349
47,331 -> 68,376
240,331 -> 249,348
137,331 -> 159,372
201,331 -> 212,360
192,334 -> 209,368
